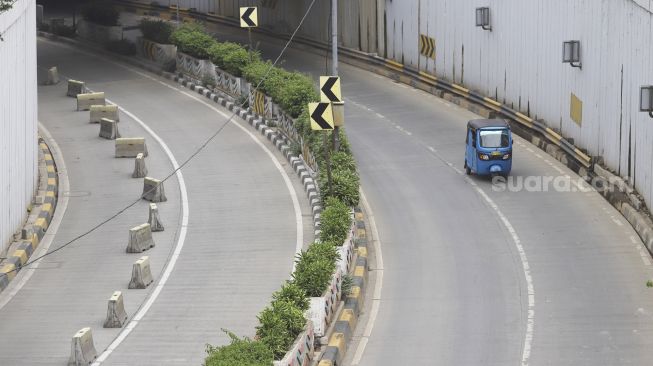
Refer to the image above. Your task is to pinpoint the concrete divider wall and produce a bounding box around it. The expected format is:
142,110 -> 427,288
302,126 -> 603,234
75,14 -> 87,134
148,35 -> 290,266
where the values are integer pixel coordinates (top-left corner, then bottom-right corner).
0,0 -> 38,256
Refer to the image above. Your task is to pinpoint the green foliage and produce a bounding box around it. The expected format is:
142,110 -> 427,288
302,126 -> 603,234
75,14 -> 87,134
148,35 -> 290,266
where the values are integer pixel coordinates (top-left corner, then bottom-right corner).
331,151 -> 357,173
223,47 -> 257,76
272,282 -> 309,311
204,330 -> 273,366
292,242 -> 339,297
319,166 -> 360,207
139,18 -> 173,44
647,280 -> 653,288
320,198 -> 352,246
341,274 -> 354,297
256,300 -> 306,359
170,23 -> 216,59
0,1 -> 13,12
208,42 -> 243,68
81,1 -> 120,26
105,39 -> 137,56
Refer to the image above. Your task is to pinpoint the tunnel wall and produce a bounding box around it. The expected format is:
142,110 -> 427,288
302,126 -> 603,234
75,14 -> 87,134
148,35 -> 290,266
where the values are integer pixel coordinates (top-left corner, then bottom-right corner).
0,0 -> 38,255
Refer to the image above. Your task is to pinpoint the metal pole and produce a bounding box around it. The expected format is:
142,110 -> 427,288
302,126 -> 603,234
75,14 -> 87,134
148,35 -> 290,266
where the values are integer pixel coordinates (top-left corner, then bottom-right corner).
324,131 -> 334,196
331,0 -> 340,152
248,28 -> 253,62
176,0 -> 180,28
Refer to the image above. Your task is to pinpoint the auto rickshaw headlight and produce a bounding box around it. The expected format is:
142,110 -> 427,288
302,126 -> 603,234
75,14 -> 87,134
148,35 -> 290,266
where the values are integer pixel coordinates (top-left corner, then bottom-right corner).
479,153 -> 489,160
502,153 -> 511,160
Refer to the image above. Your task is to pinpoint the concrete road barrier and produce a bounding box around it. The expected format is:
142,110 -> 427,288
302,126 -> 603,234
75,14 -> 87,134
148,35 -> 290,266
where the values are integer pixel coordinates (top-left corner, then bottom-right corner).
45,66 -> 59,85
126,223 -> 155,253
129,256 -> 153,289
115,137 -> 148,158
132,153 -> 147,178
76,92 -> 105,111
103,291 -> 128,328
67,80 -> 85,97
142,177 -> 167,202
148,203 -> 164,232
90,104 -> 119,123
99,118 -> 120,140
68,327 -> 97,366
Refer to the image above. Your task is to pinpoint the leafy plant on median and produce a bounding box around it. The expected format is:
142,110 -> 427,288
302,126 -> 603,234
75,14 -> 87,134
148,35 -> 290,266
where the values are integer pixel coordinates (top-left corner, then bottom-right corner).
204,330 -> 273,366
256,300 -> 306,359
272,282 -> 309,311
170,22 -> 215,59
320,198 -> 352,246
139,18 -> 174,44
292,242 -> 339,297
319,166 -> 360,207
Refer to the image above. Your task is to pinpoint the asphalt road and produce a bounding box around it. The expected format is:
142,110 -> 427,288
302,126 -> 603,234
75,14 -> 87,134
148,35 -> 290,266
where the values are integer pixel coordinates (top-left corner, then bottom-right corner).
0,38 -> 313,365
204,22 -> 653,365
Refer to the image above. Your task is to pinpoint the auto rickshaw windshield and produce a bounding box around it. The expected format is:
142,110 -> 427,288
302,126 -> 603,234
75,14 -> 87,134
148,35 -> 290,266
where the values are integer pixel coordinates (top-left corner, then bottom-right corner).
479,129 -> 510,148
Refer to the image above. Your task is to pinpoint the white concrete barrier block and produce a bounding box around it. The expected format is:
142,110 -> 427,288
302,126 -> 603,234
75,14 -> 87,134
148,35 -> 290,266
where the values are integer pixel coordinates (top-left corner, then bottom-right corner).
45,67 -> 60,85
67,80 -> 85,97
99,118 -> 120,140
68,327 -> 97,366
142,177 -> 167,202
131,153 -> 148,178
103,291 -> 128,328
77,92 -> 106,111
126,223 -> 155,253
90,105 -> 119,123
148,203 -> 164,232
115,137 -> 148,158
129,256 -> 154,289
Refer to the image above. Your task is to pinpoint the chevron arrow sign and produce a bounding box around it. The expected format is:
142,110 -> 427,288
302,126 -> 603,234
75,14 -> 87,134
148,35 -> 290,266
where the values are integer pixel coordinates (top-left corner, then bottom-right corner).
320,76 -> 342,103
240,7 -> 258,27
309,102 -> 334,130
419,34 -> 435,59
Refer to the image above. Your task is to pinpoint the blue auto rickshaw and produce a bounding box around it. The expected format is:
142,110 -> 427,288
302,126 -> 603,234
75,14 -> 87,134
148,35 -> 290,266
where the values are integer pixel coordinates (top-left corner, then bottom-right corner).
464,119 -> 512,176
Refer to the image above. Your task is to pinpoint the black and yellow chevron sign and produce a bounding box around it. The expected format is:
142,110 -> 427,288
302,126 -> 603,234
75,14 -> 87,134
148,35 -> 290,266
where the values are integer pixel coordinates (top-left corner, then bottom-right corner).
240,7 -> 258,27
309,102 -> 334,130
419,34 -> 435,59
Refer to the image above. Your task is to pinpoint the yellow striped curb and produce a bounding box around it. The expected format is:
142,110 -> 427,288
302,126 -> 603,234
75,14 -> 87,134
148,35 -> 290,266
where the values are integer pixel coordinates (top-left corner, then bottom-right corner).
319,207 -> 368,364
0,138 -> 58,293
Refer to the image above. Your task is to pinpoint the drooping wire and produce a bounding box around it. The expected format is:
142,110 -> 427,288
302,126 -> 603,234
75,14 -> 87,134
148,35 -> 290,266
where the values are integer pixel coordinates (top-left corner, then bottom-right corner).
4,0 -> 319,275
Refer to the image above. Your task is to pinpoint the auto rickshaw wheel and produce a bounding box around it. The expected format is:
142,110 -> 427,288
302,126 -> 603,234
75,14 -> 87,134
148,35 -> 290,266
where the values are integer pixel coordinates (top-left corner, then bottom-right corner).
464,160 -> 471,175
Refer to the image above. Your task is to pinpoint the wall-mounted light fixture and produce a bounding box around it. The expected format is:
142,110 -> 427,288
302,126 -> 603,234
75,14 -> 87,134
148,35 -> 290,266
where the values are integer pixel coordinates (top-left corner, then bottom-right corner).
562,40 -> 582,69
640,86 -> 653,118
475,7 -> 492,31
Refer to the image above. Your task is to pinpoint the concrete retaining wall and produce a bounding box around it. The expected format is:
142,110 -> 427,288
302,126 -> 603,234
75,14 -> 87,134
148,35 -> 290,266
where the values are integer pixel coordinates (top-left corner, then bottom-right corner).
0,0 -> 39,256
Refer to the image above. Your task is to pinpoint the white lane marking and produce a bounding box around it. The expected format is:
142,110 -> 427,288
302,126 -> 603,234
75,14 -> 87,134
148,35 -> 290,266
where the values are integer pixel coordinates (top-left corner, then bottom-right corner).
351,189 -> 384,365
466,177 -> 535,366
93,100 -> 190,365
376,113 -> 385,119
0,123 -> 71,311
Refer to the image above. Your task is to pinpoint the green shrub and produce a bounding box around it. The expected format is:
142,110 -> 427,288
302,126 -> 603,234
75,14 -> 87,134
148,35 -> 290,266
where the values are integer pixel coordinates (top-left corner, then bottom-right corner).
272,282 -> 309,311
207,42 -> 243,69
274,73 -> 319,117
341,274 -> 354,297
319,167 -> 360,207
331,151 -> 357,172
256,300 -> 306,359
320,198 -> 352,246
204,330 -> 273,366
139,18 -> 173,44
81,1 -> 120,26
170,23 -> 216,59
223,47 -> 257,76
105,39 -> 137,56
292,242 -> 339,297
